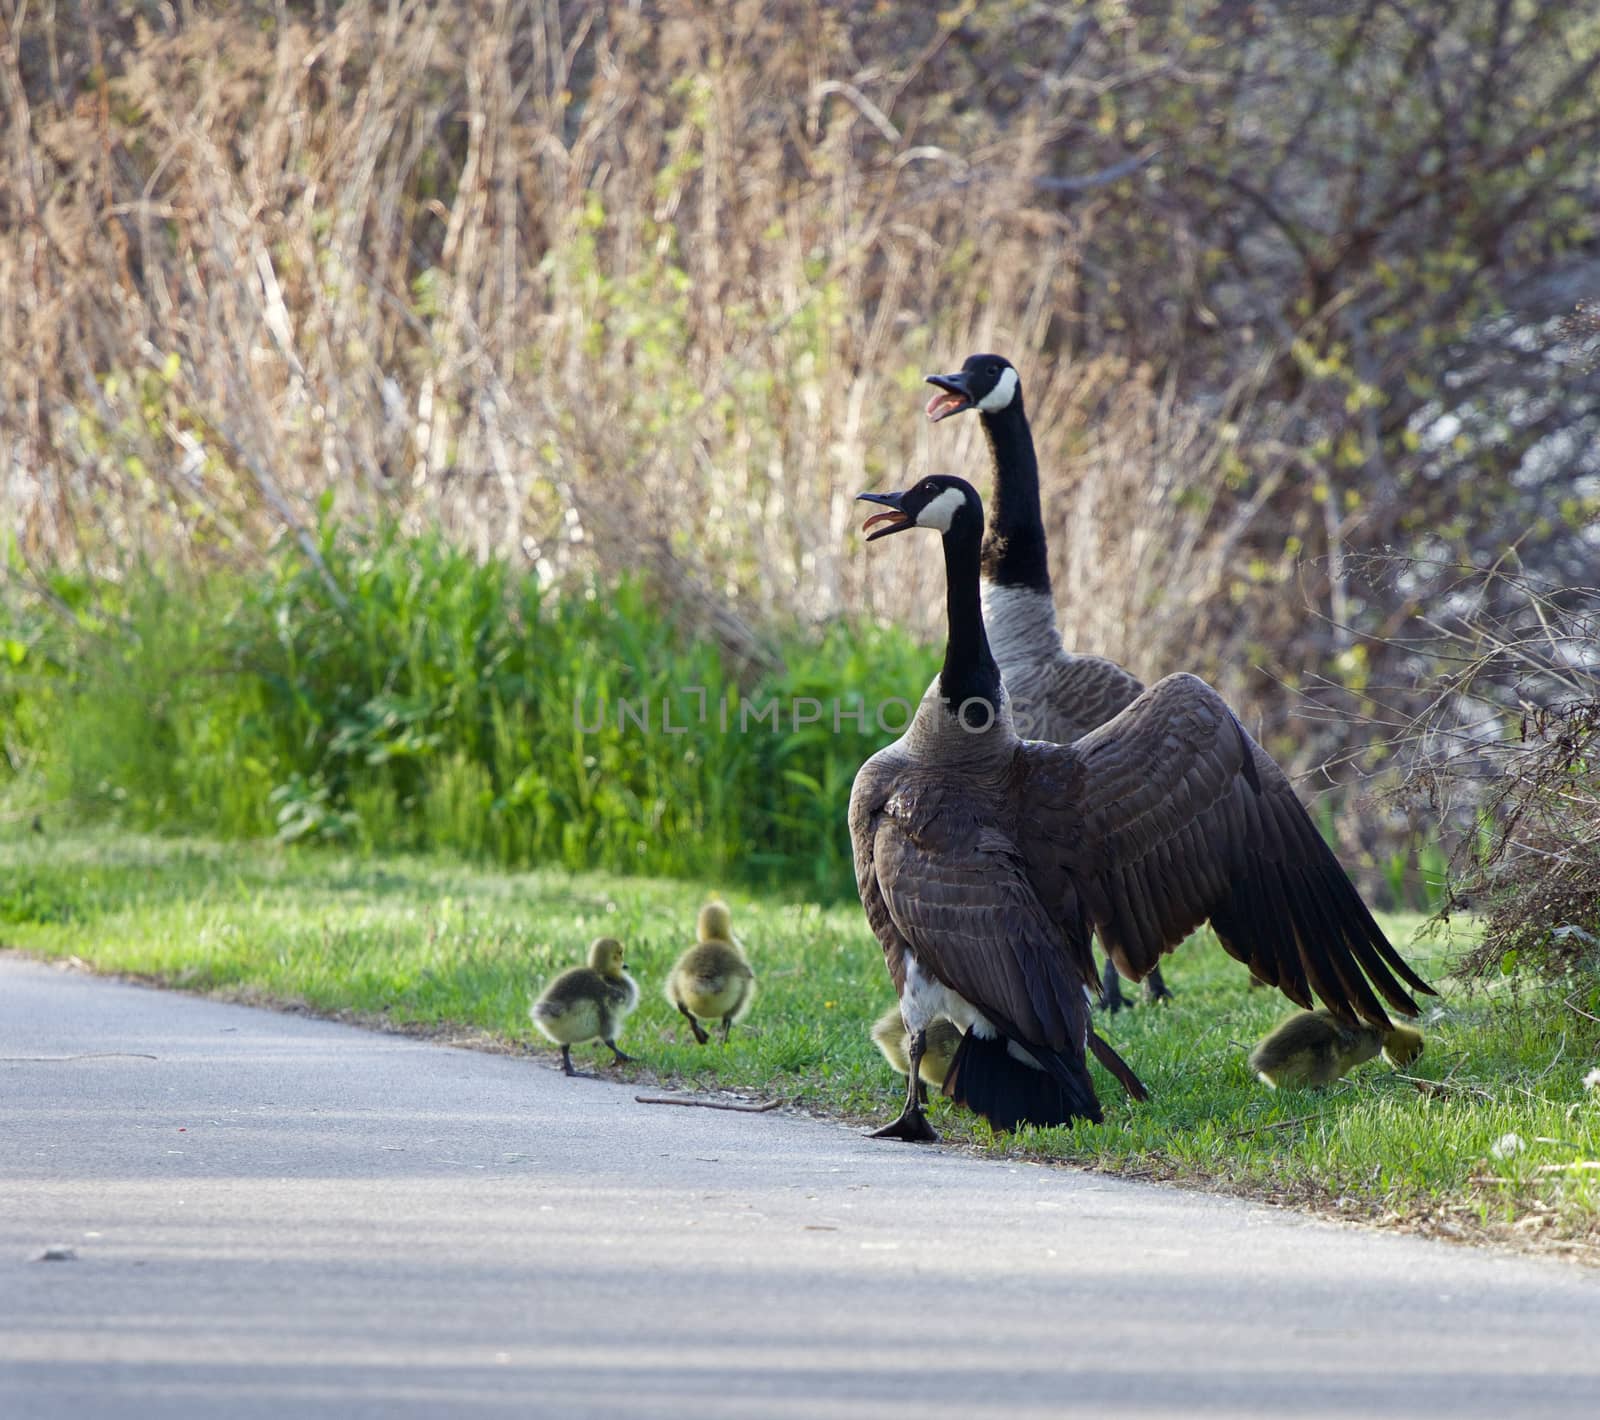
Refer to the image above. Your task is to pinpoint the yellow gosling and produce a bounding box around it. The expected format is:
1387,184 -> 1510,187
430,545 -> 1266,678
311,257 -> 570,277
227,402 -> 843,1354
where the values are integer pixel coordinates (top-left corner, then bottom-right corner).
1249,1009 -> 1424,1089
665,902 -> 756,1045
531,937 -> 639,1076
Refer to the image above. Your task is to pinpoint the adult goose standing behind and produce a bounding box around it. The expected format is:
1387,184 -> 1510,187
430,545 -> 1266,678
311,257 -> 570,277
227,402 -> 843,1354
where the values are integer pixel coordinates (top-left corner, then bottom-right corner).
851,474 -> 1433,1141
925,353 -> 1161,1008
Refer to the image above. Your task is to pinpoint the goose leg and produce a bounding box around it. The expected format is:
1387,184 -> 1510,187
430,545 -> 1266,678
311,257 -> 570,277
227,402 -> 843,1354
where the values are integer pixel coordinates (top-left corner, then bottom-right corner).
677,1001 -> 710,1045
605,1038 -> 635,1066
559,1045 -> 577,1078
868,1028 -> 940,1142
1142,966 -> 1174,1003
720,1017 -> 733,1045
1100,955 -> 1129,1013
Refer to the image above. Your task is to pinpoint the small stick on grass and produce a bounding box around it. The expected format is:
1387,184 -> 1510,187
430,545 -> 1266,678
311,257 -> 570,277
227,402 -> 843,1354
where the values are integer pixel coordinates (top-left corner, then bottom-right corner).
635,1095 -> 782,1113
1398,1074 -> 1496,1101
1223,1113 -> 1320,1141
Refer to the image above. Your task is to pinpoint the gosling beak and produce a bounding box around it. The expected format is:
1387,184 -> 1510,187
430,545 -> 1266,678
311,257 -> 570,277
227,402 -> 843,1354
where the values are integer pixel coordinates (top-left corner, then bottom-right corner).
924,371 -> 973,422
857,490 -> 914,541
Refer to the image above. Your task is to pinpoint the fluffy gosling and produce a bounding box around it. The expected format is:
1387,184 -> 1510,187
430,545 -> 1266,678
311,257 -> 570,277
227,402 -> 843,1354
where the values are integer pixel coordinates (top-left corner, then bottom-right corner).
1249,1009 -> 1424,1090
870,1007 -> 963,1101
531,937 -> 639,1076
666,902 -> 756,1044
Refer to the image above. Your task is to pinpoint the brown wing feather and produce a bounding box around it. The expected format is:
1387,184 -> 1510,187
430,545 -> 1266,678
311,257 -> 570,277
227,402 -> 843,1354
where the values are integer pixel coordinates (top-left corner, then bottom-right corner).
1031,654 -> 1146,744
848,746 -> 915,996
849,747 -> 1091,1057
1018,672 -> 1435,1029
872,818 -> 1090,1053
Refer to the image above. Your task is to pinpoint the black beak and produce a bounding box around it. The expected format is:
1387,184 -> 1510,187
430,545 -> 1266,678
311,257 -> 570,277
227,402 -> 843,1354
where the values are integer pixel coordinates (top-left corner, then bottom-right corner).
857,490 -> 914,541
924,371 -> 974,422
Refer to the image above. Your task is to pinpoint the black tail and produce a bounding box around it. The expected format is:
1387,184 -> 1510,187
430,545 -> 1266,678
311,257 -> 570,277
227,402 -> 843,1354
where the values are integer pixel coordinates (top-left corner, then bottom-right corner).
943,1031 -> 1101,1133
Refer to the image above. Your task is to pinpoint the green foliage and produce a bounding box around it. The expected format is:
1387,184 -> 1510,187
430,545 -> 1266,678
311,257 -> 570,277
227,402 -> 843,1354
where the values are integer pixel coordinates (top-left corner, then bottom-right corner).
0,527 -> 937,899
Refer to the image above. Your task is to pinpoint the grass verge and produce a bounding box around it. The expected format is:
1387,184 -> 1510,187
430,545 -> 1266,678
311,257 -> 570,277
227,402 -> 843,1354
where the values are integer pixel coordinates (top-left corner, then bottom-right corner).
3,829 -> 1596,1262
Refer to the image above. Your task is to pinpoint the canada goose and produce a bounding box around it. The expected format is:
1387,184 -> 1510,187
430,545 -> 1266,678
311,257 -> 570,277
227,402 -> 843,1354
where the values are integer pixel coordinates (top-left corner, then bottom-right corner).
852,474 -> 1433,1141
531,936 -> 639,1076
925,352 -> 1167,1012
1248,1009 -> 1426,1089
666,902 -> 756,1044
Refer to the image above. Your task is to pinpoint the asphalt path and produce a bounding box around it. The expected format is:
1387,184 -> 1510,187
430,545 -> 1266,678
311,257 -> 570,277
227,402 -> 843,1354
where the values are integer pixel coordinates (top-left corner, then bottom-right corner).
3,953 -> 1597,1419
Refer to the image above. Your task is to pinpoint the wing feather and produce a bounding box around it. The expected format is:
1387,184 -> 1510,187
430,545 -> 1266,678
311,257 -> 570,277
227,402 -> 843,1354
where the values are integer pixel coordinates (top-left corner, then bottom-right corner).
1018,672 -> 1435,1028
848,745 -> 914,995
851,743 -> 1094,1058
874,821 -> 1088,1053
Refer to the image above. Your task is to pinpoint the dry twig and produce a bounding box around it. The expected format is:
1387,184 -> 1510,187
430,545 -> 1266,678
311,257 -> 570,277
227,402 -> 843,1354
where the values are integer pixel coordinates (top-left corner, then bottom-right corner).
634,1095 -> 782,1114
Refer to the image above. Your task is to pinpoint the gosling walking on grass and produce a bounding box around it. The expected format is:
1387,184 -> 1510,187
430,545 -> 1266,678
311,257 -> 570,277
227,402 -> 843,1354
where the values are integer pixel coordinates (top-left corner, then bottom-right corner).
1249,1009 -> 1424,1090
531,936 -> 639,1076
666,902 -> 756,1044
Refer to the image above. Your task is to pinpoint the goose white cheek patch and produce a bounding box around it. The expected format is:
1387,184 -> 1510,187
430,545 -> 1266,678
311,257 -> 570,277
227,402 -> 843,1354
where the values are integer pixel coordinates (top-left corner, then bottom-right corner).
916,486 -> 969,531
975,366 -> 1019,412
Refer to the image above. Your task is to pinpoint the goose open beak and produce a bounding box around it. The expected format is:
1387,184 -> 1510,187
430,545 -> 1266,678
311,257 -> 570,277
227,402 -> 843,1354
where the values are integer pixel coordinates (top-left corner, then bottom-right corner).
857,490 -> 913,541
924,372 -> 973,422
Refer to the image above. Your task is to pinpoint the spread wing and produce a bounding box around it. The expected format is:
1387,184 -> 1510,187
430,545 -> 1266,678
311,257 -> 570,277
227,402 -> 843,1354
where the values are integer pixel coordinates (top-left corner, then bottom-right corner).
850,752 -> 1092,1055
1018,672 -> 1435,1029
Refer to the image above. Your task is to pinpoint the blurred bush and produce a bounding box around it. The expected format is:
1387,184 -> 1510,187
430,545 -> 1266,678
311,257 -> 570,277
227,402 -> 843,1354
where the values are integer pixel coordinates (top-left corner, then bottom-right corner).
0,525 -> 936,901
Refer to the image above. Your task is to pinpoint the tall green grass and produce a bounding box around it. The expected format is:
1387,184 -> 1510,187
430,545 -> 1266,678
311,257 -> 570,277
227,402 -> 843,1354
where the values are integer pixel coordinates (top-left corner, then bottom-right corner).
0,526 -> 937,899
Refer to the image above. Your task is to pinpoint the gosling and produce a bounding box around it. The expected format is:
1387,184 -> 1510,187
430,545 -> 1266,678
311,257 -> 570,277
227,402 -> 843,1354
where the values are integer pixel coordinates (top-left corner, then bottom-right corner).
531,936 -> 639,1076
666,902 -> 756,1044
870,1007 -> 963,1102
1249,1009 -> 1425,1089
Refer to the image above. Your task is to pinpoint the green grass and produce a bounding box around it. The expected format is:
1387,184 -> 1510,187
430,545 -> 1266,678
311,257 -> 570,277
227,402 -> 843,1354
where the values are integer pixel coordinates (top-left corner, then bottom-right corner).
3,829 -> 1596,1259
1,528 -> 938,901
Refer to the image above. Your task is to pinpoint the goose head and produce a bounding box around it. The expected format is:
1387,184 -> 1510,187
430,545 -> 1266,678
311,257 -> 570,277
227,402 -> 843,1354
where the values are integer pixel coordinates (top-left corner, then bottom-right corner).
924,353 -> 1020,422
1381,1023 -> 1424,1068
697,901 -> 734,943
857,474 -> 984,543
587,936 -> 628,978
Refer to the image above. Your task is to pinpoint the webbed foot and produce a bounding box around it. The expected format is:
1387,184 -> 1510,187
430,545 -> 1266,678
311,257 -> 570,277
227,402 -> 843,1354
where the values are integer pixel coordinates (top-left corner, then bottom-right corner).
866,1108 -> 939,1143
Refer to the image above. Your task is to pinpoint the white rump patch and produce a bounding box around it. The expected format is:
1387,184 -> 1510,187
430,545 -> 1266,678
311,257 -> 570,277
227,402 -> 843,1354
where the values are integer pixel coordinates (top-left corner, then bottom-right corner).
916,486 -> 968,532
902,954 -> 989,1036
975,366 -> 1019,412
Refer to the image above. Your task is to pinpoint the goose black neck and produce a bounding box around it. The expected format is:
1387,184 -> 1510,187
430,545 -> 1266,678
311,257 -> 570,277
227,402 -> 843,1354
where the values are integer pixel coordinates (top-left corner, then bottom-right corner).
978,400 -> 1052,593
939,519 -> 1003,726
